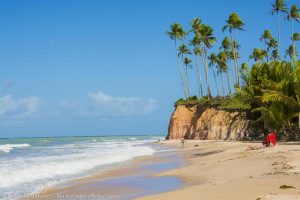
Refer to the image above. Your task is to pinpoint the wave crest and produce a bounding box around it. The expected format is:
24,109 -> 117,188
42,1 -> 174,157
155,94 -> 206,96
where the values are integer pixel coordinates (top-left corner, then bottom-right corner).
0,143 -> 31,153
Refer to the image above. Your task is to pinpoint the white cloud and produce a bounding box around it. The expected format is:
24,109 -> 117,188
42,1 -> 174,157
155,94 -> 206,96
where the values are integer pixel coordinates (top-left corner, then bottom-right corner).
58,92 -> 158,118
0,95 -> 41,119
87,92 -> 158,116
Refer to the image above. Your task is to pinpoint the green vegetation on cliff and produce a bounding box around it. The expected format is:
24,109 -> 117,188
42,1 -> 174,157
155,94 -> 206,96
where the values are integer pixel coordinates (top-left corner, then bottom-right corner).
167,0 -> 300,138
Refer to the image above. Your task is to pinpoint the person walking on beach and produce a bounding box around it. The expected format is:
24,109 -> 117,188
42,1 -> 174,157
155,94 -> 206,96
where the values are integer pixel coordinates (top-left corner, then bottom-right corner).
181,138 -> 185,148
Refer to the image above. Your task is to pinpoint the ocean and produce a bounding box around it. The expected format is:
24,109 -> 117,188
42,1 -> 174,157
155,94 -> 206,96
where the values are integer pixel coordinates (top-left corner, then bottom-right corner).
0,135 -> 163,199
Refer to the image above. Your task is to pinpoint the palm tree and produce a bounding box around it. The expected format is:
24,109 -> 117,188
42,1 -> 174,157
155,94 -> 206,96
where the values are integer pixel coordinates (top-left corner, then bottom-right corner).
216,53 -> 227,96
267,38 -> 278,56
287,5 -> 300,64
239,63 -> 250,86
167,23 -> 188,99
208,53 -> 220,96
271,49 -> 280,61
285,45 -> 297,62
260,30 -> 273,43
294,62 -> 300,128
198,24 -> 217,99
271,0 -> 288,56
183,57 -> 192,97
220,37 -> 231,51
190,18 -> 202,32
260,30 -> 275,61
249,48 -> 266,62
217,51 -> 231,94
193,46 -> 204,98
293,33 -> 300,41
222,13 -> 245,88
260,62 -> 300,129
190,18 -> 204,98
178,44 -> 192,97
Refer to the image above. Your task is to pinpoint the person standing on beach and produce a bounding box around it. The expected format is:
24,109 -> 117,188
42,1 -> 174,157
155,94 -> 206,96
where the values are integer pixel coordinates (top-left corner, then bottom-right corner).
181,138 -> 185,148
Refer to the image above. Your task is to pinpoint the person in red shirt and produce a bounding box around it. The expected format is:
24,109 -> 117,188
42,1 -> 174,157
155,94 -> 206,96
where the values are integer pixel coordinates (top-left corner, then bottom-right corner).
263,130 -> 277,147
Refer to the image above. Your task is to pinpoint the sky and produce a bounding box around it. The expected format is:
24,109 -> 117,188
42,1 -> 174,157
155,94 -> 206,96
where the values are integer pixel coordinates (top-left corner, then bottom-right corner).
0,0 -> 299,138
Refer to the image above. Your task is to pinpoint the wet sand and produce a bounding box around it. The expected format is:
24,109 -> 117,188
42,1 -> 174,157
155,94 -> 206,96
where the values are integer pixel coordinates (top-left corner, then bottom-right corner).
30,144 -> 185,200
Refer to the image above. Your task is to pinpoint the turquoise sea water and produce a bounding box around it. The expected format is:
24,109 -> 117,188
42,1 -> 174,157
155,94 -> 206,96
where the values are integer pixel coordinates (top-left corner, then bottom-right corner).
0,135 -> 163,199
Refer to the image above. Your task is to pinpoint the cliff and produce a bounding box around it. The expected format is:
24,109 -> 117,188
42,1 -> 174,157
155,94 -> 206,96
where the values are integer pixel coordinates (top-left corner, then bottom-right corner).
167,104 -> 251,140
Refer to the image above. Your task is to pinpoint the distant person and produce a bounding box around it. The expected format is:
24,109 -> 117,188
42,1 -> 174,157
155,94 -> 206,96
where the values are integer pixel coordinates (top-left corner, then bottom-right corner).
181,138 -> 185,148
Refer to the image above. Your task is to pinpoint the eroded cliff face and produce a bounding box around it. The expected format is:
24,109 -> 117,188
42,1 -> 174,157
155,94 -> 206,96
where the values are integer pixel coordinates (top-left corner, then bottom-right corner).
167,104 -> 250,140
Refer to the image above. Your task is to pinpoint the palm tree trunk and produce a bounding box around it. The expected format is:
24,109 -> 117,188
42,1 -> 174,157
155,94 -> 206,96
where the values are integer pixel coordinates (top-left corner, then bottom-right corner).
195,55 -> 203,98
230,60 -> 235,90
201,51 -> 211,99
184,64 -> 191,98
277,12 -> 280,57
230,31 -> 239,88
182,55 -> 190,98
291,21 -> 297,66
174,40 -> 188,99
226,70 -> 231,95
212,68 -> 220,96
233,29 -> 240,88
220,73 -> 225,96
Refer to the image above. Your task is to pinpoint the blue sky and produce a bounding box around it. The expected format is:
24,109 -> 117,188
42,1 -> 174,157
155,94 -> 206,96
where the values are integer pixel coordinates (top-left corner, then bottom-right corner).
0,0 -> 299,137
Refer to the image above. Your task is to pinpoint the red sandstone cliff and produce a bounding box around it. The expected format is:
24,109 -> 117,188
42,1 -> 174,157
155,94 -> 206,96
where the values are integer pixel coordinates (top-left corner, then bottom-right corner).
166,105 -> 250,140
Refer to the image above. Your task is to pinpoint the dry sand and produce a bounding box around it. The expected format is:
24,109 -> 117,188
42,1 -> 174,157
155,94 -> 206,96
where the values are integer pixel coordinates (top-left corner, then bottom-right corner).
137,140 -> 300,200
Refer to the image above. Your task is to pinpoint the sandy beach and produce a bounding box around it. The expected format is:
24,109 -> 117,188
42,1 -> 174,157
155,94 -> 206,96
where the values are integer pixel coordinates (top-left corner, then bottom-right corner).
138,140 -> 300,200
28,140 -> 300,200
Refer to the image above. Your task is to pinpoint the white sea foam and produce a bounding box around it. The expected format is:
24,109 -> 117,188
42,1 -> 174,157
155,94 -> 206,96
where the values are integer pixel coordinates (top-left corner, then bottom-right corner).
0,138 -> 155,198
0,143 -> 31,153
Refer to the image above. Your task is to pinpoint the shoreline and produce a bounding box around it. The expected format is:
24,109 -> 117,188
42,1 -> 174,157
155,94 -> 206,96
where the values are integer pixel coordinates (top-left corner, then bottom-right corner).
29,143 -> 186,200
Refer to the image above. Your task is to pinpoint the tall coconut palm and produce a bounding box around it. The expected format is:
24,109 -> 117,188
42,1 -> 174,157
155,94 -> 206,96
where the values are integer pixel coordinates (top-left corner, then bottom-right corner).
239,63 -> 250,86
249,48 -> 266,62
287,5 -> 300,64
260,30 -> 275,61
208,53 -> 220,96
222,13 -> 245,88
167,23 -> 188,99
217,51 -> 231,94
220,37 -> 234,91
271,0 -> 288,56
193,46 -> 204,98
220,37 -> 231,51
183,57 -> 192,97
293,33 -> 300,41
190,18 -> 202,32
271,49 -> 280,61
267,38 -> 278,59
260,30 -> 273,43
198,24 -> 217,99
178,44 -> 192,97
216,54 -> 227,96
285,45 -> 297,62
190,18 -> 204,98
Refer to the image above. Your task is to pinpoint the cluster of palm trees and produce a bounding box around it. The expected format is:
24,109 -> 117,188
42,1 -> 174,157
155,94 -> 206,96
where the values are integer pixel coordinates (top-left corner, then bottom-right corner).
167,0 -> 300,131
250,1 -> 300,64
167,13 -> 244,100
239,61 -> 300,130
